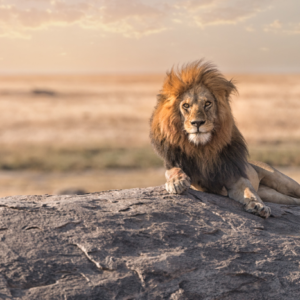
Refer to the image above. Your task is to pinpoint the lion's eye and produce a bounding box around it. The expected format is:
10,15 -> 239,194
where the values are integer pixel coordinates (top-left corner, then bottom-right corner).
183,103 -> 190,109
205,101 -> 212,108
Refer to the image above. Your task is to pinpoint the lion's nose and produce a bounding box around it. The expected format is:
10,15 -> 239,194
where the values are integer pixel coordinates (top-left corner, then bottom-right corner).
191,120 -> 206,128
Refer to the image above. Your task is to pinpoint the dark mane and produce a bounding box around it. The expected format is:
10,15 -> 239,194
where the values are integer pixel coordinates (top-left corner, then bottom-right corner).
150,60 -> 248,193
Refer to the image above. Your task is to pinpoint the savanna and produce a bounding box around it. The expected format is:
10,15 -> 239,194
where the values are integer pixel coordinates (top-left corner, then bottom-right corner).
0,73 -> 299,196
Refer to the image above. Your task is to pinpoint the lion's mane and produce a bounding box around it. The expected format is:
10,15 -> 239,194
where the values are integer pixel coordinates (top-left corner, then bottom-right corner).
150,60 -> 249,193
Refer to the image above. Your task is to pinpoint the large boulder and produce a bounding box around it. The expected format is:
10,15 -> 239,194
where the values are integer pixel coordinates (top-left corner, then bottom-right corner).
0,186 -> 300,299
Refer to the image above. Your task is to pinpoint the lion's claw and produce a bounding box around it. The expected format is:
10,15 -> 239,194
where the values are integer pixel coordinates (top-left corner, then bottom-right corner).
165,178 -> 191,194
244,201 -> 271,218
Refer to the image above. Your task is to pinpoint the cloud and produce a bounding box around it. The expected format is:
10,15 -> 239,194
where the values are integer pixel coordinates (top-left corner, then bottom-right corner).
0,0 -> 273,38
0,0 -> 169,38
174,0 -> 218,11
187,0 -> 273,27
264,20 -> 300,35
0,1 -> 91,38
93,0 -> 168,37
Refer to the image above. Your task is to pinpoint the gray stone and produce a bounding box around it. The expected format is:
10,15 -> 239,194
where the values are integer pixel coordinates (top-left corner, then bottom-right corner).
0,186 -> 300,299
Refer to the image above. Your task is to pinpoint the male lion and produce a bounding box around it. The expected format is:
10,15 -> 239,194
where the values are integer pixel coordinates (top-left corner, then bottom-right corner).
150,60 -> 300,218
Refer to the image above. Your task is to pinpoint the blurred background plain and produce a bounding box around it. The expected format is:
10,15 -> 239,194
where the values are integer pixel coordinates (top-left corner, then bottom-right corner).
0,0 -> 299,196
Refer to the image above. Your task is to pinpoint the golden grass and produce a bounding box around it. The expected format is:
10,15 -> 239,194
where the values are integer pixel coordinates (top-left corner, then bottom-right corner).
230,74 -> 300,144
0,73 -> 299,147
0,143 -> 300,172
0,145 -> 163,171
0,169 -> 166,197
0,166 -> 299,198
0,73 -> 299,196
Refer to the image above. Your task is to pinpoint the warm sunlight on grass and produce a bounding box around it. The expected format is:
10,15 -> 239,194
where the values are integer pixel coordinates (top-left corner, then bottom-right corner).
0,74 -> 299,196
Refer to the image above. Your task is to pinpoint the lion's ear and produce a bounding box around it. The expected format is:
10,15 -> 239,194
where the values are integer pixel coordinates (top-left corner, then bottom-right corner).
225,80 -> 237,98
161,69 -> 184,98
214,79 -> 237,102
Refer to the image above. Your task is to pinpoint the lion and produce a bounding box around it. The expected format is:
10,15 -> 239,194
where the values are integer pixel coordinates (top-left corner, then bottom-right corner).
150,60 -> 300,218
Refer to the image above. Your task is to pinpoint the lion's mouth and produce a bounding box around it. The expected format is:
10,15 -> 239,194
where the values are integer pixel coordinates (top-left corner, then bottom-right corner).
189,130 -> 210,135
188,132 -> 212,145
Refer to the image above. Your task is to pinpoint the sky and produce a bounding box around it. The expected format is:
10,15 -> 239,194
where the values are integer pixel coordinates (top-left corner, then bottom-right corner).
0,0 -> 299,73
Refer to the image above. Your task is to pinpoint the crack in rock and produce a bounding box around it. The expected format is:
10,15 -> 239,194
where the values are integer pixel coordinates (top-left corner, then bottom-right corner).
72,244 -> 115,272
24,226 -> 42,231
55,221 -> 82,229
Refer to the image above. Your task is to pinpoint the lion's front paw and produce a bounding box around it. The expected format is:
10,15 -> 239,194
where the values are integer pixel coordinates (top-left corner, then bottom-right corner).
244,201 -> 271,218
165,176 -> 191,194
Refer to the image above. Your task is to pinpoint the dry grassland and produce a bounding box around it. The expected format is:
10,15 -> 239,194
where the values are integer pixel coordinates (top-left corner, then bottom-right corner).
0,73 -> 299,196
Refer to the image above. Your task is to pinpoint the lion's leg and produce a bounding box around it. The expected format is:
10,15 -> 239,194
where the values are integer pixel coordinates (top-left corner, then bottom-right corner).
165,167 -> 191,194
250,161 -> 300,198
226,177 -> 271,218
245,164 -> 260,192
190,182 -> 208,193
258,185 -> 300,205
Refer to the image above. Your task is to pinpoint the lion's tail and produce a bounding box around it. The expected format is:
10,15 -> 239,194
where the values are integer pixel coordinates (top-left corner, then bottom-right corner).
250,161 -> 300,205
257,185 -> 300,205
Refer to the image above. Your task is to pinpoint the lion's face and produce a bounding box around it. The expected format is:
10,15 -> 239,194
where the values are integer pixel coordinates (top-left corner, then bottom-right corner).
179,85 -> 217,145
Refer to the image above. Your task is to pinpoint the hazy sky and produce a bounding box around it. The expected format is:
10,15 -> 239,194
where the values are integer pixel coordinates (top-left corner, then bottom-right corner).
0,0 -> 299,73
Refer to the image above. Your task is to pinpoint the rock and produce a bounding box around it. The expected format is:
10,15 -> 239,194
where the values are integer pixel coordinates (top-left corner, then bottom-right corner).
31,89 -> 57,97
55,188 -> 87,195
0,186 -> 300,299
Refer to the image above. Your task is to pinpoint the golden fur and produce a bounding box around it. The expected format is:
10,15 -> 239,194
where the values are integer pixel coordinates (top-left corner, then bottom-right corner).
151,60 -> 239,158
150,60 -> 248,195
150,60 -> 300,218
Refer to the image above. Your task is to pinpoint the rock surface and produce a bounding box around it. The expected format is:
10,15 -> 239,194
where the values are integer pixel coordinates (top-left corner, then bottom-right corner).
1,186 -> 300,299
